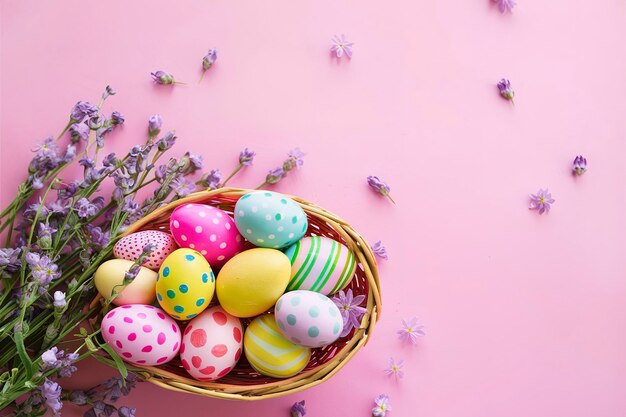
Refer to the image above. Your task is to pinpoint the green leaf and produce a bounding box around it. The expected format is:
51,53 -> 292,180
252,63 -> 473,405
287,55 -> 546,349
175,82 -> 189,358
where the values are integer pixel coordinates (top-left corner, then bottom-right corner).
99,342 -> 128,379
85,336 -> 97,352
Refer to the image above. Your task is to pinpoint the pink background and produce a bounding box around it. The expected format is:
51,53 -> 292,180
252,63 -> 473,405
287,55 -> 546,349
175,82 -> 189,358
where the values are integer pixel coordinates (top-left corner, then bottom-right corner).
2,0 -> 626,416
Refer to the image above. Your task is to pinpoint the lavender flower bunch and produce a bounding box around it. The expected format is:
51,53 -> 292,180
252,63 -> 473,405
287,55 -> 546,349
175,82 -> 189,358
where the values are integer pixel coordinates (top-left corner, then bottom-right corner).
0,86 -> 249,414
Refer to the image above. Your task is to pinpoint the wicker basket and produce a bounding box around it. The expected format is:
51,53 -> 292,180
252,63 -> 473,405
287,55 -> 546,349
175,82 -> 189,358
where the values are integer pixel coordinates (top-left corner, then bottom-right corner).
92,187 -> 381,400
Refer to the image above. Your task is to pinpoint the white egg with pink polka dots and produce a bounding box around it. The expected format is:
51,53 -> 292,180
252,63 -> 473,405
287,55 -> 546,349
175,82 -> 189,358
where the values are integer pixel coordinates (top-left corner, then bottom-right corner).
169,203 -> 245,268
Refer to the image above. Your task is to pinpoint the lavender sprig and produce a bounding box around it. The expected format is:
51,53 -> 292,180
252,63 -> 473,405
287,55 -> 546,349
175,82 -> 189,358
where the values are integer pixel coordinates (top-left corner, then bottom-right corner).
199,48 -> 218,83
367,176 -> 395,204
218,148 -> 256,189
151,70 -> 186,85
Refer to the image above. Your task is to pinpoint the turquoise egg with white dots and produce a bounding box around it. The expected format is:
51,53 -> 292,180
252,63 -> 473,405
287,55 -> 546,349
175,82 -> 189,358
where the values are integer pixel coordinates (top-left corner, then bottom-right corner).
274,290 -> 343,348
156,248 -> 215,320
234,191 -> 308,249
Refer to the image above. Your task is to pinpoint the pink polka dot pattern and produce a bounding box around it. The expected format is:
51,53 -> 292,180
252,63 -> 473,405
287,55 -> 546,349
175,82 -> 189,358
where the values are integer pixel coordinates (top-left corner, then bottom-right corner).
180,306 -> 243,381
113,230 -> 177,271
101,304 -> 181,366
169,203 -> 244,268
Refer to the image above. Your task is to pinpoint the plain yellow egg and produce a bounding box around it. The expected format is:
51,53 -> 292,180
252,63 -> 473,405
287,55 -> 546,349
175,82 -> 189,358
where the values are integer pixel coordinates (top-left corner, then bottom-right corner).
94,259 -> 157,305
216,248 -> 291,317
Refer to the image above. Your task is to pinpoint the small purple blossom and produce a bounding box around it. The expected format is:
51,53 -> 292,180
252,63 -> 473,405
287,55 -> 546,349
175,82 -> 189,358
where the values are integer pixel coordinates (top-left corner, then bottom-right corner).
41,347 -> 78,378
383,357 -> 404,381
371,240 -> 388,260
529,188 -> 555,215
69,122 -> 90,143
118,406 -> 136,417
332,289 -> 367,337
75,197 -> 99,218
494,0 -> 516,13
330,34 -> 354,59
111,111 -> 125,125
170,177 -> 196,197
291,400 -> 306,417
40,379 -> 63,415
497,78 -> 515,102
265,167 -> 285,185
102,85 -> 116,101
397,317 -> 425,345
157,131 -> 177,151
87,114 -> 105,130
151,70 -> 179,85
102,153 -> 118,168
124,264 -> 142,282
283,148 -> 305,172
86,224 -> 111,248
148,114 -> 163,138
372,394 -> 391,417
180,152 -> 203,175
573,155 -> 587,176
70,101 -> 98,122
63,144 -> 77,163
0,248 -> 21,273
239,148 -> 256,166
202,48 -> 218,71
29,175 -> 44,190
199,168 -> 222,189
26,253 -> 61,287
367,176 -> 395,203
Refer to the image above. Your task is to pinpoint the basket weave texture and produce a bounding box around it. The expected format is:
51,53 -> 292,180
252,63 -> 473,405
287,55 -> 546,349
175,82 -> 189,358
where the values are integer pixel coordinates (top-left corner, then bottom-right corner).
94,187 -> 381,400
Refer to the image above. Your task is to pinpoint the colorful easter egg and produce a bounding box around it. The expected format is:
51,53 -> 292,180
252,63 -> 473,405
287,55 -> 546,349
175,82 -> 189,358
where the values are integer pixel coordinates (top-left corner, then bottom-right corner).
234,191 -> 308,249
243,314 -> 311,378
170,203 -> 244,268
156,248 -> 215,320
275,290 -> 344,348
216,248 -> 291,318
113,230 -> 177,271
180,306 -> 243,381
101,304 -> 181,366
284,236 -> 357,295
94,259 -> 157,306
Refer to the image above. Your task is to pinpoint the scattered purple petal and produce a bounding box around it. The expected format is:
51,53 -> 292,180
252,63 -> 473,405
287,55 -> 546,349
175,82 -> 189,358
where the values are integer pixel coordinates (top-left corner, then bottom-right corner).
330,34 -> 354,59
383,357 -> 405,381
497,78 -> 515,102
332,289 -> 367,337
371,240 -> 388,260
573,155 -> 587,176
529,188 -> 555,215
372,394 -> 391,417
397,317 -> 425,345
494,0 -> 516,13
290,400 -> 306,417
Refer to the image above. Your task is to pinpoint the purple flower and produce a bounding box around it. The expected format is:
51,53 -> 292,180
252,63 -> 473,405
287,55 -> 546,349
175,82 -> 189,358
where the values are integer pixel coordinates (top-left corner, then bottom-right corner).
529,188 -> 555,214
383,357 -> 404,381
102,85 -> 116,100
118,406 -> 136,417
332,289 -> 367,337
199,168 -> 222,189
0,248 -> 21,273
397,317 -> 425,345
87,114 -> 105,130
37,223 -> 57,248
86,224 -> 110,248
372,394 -> 391,417
202,48 -> 218,70
494,0 -> 516,13
111,111 -> 125,125
41,347 -> 78,378
75,197 -> 99,218
63,144 -> 77,163
330,34 -> 354,59
69,121 -> 90,143
124,264 -> 142,282
239,148 -> 256,166
151,70 -> 177,85
283,148 -> 305,172
148,114 -> 163,138
290,400 -> 306,417
29,175 -> 44,190
32,137 -> 58,160
497,78 -> 515,102
40,379 -> 63,415
157,131 -> 177,151
53,291 -> 66,309
265,167 -> 285,185
170,177 -> 196,197
28,254 -> 61,286
180,152 -> 203,175
70,101 -> 98,122
102,153 -> 118,168
573,155 -> 587,176
371,240 -> 388,260
367,176 -> 395,203
24,200 -> 50,220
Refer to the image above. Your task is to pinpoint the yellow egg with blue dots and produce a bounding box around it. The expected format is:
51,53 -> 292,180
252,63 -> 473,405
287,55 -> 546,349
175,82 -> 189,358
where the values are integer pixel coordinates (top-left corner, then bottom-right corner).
156,248 -> 215,320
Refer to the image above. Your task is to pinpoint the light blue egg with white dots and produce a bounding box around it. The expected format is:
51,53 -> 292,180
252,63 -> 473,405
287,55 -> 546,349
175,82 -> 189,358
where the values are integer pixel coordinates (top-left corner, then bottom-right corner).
234,191 -> 308,249
274,290 -> 343,348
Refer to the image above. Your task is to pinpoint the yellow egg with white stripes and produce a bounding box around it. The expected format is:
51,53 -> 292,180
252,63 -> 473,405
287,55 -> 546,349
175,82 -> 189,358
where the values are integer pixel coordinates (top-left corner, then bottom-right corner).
243,314 -> 311,378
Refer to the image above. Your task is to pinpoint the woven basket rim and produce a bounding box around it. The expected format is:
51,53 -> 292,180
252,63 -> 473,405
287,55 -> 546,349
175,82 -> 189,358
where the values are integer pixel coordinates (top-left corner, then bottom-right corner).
91,187 -> 382,400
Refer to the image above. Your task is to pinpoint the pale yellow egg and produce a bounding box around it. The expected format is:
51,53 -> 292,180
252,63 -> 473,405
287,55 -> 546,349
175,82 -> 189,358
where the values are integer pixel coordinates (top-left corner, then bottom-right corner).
94,259 -> 157,306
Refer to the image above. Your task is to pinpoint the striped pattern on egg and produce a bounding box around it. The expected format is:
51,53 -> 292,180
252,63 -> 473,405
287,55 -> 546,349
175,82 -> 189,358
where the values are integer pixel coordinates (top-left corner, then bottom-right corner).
113,230 -> 177,271
243,314 -> 311,378
284,236 -> 356,295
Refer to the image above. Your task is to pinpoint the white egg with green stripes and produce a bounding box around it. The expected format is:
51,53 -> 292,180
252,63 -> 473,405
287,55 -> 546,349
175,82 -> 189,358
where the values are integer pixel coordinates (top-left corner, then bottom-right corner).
283,236 -> 356,296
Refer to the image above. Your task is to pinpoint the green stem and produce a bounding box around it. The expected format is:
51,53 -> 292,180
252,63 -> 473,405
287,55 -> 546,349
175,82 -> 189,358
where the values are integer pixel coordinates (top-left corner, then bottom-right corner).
220,164 -> 243,188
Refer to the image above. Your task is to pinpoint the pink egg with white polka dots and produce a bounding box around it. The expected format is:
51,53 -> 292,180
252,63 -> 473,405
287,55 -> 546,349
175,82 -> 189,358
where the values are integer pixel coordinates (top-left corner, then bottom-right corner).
101,304 -> 181,366
113,230 -> 177,271
169,203 -> 244,268
180,306 -> 243,381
